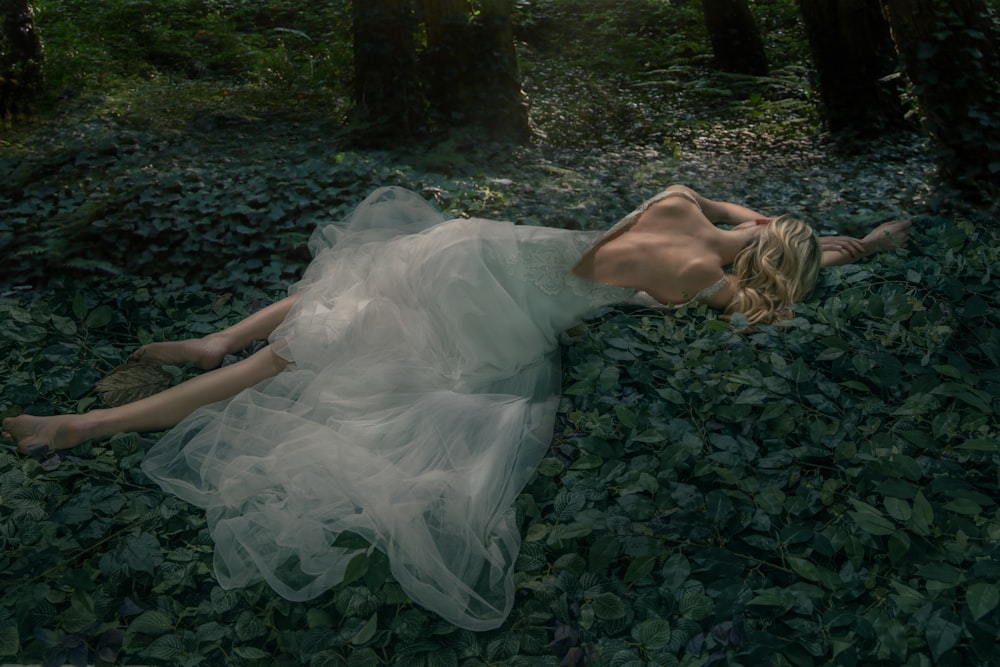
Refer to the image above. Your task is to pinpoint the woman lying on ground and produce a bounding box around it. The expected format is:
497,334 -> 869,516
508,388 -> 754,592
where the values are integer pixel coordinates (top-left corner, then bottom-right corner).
2,184 -> 910,630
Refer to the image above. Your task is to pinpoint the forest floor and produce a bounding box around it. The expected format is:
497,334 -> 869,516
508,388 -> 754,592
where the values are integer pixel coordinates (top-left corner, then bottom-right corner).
2,9 -> 999,666
1,63 -> 938,293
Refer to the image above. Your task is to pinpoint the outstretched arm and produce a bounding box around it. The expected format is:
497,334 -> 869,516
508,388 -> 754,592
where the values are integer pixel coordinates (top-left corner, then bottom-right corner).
820,219 -> 911,267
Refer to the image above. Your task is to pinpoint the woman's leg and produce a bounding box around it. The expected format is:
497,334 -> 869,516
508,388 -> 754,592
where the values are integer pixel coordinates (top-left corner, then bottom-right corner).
129,294 -> 300,369
3,346 -> 289,454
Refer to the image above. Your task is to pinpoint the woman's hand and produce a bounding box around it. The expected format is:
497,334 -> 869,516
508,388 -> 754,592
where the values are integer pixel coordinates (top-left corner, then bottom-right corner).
819,220 -> 911,267
862,219 -> 911,253
820,235 -> 867,259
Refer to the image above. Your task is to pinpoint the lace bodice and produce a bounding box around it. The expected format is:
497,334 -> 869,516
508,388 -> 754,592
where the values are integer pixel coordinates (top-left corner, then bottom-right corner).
504,227 -> 636,309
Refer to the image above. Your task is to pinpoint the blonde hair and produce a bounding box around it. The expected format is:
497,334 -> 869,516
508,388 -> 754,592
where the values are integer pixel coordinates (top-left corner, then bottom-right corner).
727,214 -> 822,325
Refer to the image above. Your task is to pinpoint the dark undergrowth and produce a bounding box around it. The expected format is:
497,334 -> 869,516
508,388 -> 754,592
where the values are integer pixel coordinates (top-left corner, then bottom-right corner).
1,1 -> 999,666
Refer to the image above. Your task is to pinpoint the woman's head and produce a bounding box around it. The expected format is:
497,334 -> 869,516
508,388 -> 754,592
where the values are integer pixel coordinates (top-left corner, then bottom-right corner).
728,214 -> 822,325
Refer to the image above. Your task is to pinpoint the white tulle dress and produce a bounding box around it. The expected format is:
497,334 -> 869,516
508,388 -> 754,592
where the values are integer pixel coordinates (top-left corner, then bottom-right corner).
140,186 -> 643,631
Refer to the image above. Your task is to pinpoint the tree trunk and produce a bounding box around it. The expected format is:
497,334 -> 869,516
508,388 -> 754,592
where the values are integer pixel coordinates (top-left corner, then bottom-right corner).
422,0 -> 530,142
880,0 -> 1000,191
799,0 -> 910,135
352,0 -> 424,145
422,0 -> 469,121
701,0 -> 768,75
0,0 -> 44,121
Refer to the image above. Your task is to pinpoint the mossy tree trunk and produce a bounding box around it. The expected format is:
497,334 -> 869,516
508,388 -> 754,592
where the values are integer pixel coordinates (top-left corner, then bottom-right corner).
422,0 -> 530,142
0,0 -> 44,121
701,0 -> 768,75
880,0 -> 1000,191
799,0 -> 911,135
352,0 -> 425,145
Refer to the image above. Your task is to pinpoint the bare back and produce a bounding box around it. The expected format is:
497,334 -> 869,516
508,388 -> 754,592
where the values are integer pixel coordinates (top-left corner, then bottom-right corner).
572,192 -> 730,306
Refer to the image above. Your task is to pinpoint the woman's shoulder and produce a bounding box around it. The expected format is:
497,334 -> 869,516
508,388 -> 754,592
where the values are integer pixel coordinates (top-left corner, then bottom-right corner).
632,190 -> 708,235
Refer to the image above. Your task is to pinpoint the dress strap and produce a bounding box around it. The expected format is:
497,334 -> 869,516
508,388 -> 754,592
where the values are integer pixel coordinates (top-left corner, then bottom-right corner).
633,274 -> 729,310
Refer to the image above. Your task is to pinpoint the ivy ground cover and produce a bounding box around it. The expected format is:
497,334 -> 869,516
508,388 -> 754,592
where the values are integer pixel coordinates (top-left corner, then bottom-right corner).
2,83 -> 999,667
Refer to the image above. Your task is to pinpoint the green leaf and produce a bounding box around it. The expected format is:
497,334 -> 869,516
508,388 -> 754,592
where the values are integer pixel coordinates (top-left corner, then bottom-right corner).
748,589 -> 796,610
144,634 -> 188,661
486,635 -> 520,661
211,587 -> 240,614
309,649 -> 344,667
848,510 -> 896,535
678,591 -> 713,620
890,580 -> 925,614
705,489 -> 733,523
756,485 -> 785,514
0,624 -> 19,657
426,648 -> 458,667
550,522 -> 592,541
848,499 -> 896,536
525,522 -> 548,542
72,292 -> 88,320
350,613 -> 378,646
636,619 -> 671,650
234,610 -> 266,641
787,557 -> 821,583
535,457 -> 564,477
51,314 -> 78,336
195,621 -> 230,643
624,554 -> 658,584
908,491 -> 934,536
884,497 -> 911,522
942,498 -> 982,515
9,306 -> 32,323
233,645 -> 272,660
341,552 -> 369,586
660,552 -> 690,591
554,489 -> 586,522
554,552 -> 586,575
657,387 -> 685,404
63,589 -> 97,632
957,437 -> 999,452
85,304 -> 114,328
128,610 -> 175,636
925,609 -> 961,660
572,453 -> 605,470
109,531 -> 163,575
966,582 -> 999,621
734,387 -> 768,404
931,382 -> 992,412
591,592 -> 626,620
347,647 -> 379,667
614,404 -> 637,428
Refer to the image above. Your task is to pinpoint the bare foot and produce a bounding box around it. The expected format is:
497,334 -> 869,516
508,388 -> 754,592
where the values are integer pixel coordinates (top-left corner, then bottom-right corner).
3,414 -> 94,455
863,219 -> 911,253
128,334 -> 230,370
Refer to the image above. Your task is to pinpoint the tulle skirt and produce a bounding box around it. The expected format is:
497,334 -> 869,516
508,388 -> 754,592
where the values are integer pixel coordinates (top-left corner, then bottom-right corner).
140,187 -> 629,630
